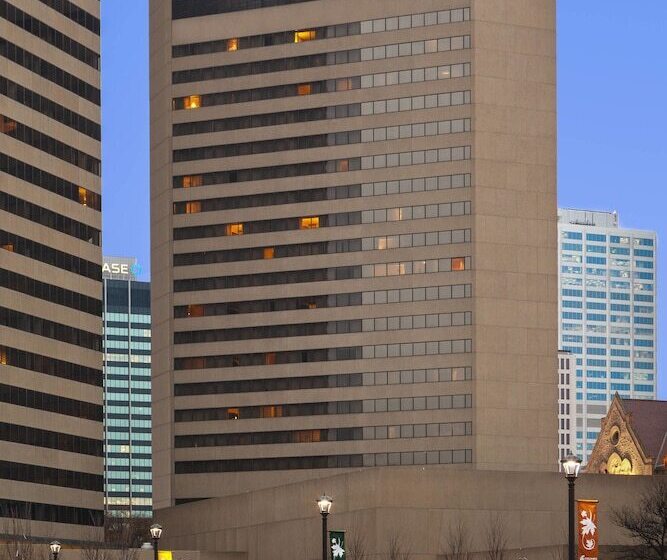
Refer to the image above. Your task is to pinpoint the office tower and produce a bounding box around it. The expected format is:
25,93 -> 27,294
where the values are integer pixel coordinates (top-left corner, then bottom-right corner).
558,209 -> 658,463
103,257 -> 152,518
150,0 -> 557,507
557,349 -> 574,462
0,0 -> 103,540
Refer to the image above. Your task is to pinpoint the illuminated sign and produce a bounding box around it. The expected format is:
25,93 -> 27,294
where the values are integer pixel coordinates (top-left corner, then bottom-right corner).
103,257 -> 140,279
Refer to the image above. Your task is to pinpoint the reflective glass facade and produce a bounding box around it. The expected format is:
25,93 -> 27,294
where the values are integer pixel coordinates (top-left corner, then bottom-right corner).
103,257 -> 152,517
558,209 -> 658,463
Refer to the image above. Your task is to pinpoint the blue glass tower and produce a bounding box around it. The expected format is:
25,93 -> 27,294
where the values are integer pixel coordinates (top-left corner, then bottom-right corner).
558,210 -> 657,463
102,257 -> 152,517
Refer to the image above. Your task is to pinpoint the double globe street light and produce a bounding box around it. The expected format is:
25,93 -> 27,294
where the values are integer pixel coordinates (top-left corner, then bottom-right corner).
150,523 -> 163,560
49,541 -> 61,560
317,495 -> 334,560
561,454 -> 582,560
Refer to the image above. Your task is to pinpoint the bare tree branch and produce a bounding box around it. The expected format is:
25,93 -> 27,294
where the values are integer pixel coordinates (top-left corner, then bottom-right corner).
485,514 -> 508,560
611,480 -> 667,560
441,520 -> 472,560
385,534 -> 411,560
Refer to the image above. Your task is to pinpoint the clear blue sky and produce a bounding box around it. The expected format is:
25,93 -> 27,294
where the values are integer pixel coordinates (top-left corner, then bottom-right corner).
101,1 -> 666,398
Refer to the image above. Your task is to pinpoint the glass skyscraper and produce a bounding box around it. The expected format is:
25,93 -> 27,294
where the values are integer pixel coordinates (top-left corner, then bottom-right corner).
558,209 -> 657,463
102,257 -> 152,517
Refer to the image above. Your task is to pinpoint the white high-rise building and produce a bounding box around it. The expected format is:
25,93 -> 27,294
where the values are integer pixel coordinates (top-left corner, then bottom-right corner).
558,209 -> 658,463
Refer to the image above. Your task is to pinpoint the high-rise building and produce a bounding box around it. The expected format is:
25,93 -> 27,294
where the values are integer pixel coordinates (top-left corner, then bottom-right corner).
558,209 -> 658,463
150,0 -> 557,508
102,257 -> 152,518
0,0 -> 103,540
557,349 -> 574,462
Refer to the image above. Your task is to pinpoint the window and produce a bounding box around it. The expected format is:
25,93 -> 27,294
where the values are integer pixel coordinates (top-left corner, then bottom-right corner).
78,187 -> 89,206
226,223 -> 244,236
451,257 -> 466,271
185,202 -> 201,214
300,217 -> 320,229
182,175 -> 203,188
294,30 -> 316,42
183,95 -> 201,109
227,408 -> 239,420
297,83 -> 312,95
1,243 -> 14,252
263,248 -> 275,259
186,305 -> 204,318
227,38 -> 239,51
0,348 -> 6,364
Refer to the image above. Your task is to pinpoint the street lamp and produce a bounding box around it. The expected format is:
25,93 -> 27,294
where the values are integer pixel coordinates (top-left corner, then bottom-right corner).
561,454 -> 582,560
150,524 -> 163,560
49,541 -> 61,560
316,495 -> 333,560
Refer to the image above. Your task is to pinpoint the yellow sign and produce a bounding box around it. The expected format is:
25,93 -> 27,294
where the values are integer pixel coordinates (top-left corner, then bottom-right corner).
158,551 -> 172,560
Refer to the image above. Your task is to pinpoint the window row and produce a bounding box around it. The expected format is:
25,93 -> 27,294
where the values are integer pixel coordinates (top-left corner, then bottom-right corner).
0,345 -> 102,386
175,202 -> 469,241
0,268 -> 101,316
0,191 -> 100,244
173,116 -> 469,163
361,62 -> 471,89
0,76 -> 100,140
174,144 -> 471,189
0,460 -> 102,491
0,230 -> 101,281
0,383 -> 102,421
173,88 -> 470,137
37,0 -> 100,34
173,7 -> 469,57
175,365 -> 471,398
173,173 -> 469,216
0,154 -> 101,210
0,38 -> 100,105
0,114 -> 100,175
175,392 -> 472,423
0,0 -> 100,68
175,448 -> 471,474
176,421 -> 472,450
175,337 -> 472,371
173,256 -> 469,293
0,306 -> 101,351
173,310 -> 471,344
0,497 -> 103,526
173,33 -> 470,84
0,421 -> 102,457
172,0 -> 317,19
362,338 -> 472,359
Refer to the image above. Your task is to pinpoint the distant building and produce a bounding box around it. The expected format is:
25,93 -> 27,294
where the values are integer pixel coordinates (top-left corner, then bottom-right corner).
558,209 -> 657,463
586,394 -> 666,475
558,350 -> 575,461
103,257 -> 152,517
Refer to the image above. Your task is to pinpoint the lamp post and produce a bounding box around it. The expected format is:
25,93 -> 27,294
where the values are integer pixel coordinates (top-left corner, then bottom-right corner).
150,524 -> 163,560
316,495 -> 333,560
561,454 -> 582,560
49,541 -> 61,560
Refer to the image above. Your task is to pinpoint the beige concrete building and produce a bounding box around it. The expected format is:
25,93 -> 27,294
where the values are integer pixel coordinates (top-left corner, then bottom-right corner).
0,0 -> 103,541
154,466 -> 655,559
150,0 -> 557,508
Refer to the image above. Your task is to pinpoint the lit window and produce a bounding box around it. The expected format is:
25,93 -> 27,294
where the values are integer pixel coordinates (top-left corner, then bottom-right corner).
336,78 -> 352,91
226,223 -> 244,236
299,216 -> 320,229
337,159 -> 349,172
297,83 -> 312,96
452,257 -> 466,271
1,243 -> 14,252
261,405 -> 283,418
0,116 -> 16,133
228,408 -> 239,420
263,247 -> 275,259
185,201 -> 201,214
307,302 -> 317,309
265,352 -> 276,365
182,175 -> 203,188
78,187 -> 89,206
186,304 -> 204,317
0,347 -> 6,365
227,38 -> 239,51
294,30 -> 316,42
184,95 -> 201,110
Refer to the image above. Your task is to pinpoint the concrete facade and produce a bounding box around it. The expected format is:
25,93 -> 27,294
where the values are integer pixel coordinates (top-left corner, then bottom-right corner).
154,466 -> 656,560
150,0 -> 557,508
557,350 -> 575,462
0,0 -> 103,541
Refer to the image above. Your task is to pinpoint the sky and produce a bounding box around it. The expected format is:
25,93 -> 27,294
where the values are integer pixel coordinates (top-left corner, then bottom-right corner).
100,1 -> 666,398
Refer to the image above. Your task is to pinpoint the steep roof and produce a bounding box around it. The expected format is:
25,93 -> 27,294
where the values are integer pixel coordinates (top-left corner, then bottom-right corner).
620,398 -> 667,462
